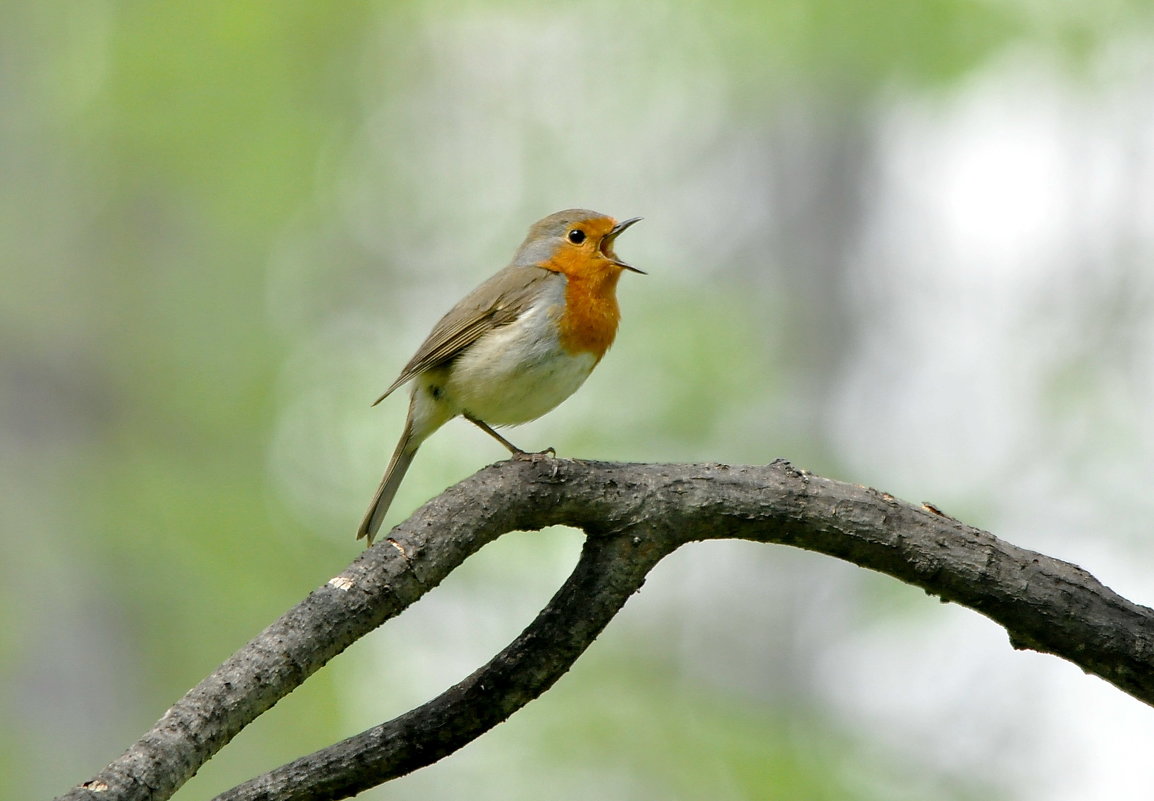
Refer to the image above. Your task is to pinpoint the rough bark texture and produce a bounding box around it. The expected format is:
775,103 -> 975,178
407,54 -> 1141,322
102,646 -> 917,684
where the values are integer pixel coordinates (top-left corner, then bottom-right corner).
55,460 -> 1154,801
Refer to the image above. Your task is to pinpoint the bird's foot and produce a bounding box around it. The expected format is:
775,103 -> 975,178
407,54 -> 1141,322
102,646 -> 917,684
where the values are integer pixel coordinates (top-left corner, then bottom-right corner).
512,446 -> 556,462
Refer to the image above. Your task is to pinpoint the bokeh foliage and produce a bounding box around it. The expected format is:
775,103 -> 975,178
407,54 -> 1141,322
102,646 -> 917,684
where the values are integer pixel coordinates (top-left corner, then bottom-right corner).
4,1 -> 1153,799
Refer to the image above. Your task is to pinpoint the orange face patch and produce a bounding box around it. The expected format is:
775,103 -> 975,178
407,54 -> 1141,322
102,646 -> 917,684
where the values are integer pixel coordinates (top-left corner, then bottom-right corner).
541,216 -> 625,359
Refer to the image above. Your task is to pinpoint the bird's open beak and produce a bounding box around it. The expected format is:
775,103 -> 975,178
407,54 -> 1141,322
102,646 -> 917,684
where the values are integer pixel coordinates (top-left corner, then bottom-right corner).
603,216 -> 645,273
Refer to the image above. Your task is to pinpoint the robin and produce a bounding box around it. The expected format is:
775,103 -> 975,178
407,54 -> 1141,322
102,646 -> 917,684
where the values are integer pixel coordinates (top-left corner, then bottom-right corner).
357,209 -> 643,544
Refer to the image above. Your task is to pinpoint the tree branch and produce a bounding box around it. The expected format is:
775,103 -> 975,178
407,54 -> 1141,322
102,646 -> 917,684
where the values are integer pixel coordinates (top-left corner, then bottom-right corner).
57,460 -> 1154,801
216,529 -> 668,801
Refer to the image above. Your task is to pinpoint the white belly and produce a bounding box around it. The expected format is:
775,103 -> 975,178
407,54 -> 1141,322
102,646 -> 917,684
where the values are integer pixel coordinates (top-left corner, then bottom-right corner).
443,297 -> 598,425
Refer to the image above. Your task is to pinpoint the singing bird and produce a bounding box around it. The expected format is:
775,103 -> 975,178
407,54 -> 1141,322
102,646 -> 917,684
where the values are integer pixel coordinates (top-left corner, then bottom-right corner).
357,209 -> 643,543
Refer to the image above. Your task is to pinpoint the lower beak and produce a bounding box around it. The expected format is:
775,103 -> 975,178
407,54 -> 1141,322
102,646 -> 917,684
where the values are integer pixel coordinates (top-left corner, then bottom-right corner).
604,216 -> 645,274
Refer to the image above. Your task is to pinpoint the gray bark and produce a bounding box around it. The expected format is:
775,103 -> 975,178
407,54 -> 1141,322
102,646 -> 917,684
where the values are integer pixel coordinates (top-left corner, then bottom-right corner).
55,459 -> 1154,801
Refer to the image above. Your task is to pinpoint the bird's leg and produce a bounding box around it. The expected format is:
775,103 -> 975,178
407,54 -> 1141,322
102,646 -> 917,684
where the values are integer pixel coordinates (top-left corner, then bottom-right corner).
464,414 -> 555,460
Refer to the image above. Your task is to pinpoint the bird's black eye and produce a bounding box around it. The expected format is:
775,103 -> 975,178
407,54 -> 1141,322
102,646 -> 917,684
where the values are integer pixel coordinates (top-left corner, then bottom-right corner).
567,228 -> 586,244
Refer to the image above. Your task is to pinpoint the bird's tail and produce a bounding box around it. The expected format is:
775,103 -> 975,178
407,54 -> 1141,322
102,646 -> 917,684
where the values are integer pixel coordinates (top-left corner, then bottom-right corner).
356,421 -> 419,545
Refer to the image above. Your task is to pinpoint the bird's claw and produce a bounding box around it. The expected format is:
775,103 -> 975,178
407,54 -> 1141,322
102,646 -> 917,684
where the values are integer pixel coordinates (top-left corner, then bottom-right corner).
512,447 -> 555,462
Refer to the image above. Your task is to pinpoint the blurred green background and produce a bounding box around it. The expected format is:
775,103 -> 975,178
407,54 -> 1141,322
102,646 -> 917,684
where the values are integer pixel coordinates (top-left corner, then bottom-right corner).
6,1 -> 1154,799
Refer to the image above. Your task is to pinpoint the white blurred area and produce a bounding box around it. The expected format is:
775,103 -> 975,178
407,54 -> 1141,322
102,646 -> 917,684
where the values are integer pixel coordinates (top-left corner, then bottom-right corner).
829,42 -> 1154,801
265,8 -> 1154,801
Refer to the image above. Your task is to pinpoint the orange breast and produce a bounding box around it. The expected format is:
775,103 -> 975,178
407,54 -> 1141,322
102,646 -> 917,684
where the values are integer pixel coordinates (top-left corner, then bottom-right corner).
552,250 -> 623,360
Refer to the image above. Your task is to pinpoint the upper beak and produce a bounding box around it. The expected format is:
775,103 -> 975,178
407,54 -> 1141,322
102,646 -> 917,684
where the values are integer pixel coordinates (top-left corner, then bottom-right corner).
604,216 -> 645,273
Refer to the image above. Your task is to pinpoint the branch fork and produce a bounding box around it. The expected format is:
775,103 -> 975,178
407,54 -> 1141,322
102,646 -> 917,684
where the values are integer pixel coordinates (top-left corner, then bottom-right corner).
56,460 -> 1154,801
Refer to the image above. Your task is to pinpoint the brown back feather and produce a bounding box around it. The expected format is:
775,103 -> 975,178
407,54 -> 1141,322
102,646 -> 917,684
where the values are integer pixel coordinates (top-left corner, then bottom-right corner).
372,265 -> 559,405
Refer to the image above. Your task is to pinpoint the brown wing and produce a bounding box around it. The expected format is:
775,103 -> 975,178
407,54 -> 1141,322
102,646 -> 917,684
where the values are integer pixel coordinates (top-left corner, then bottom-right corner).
372,265 -> 557,405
